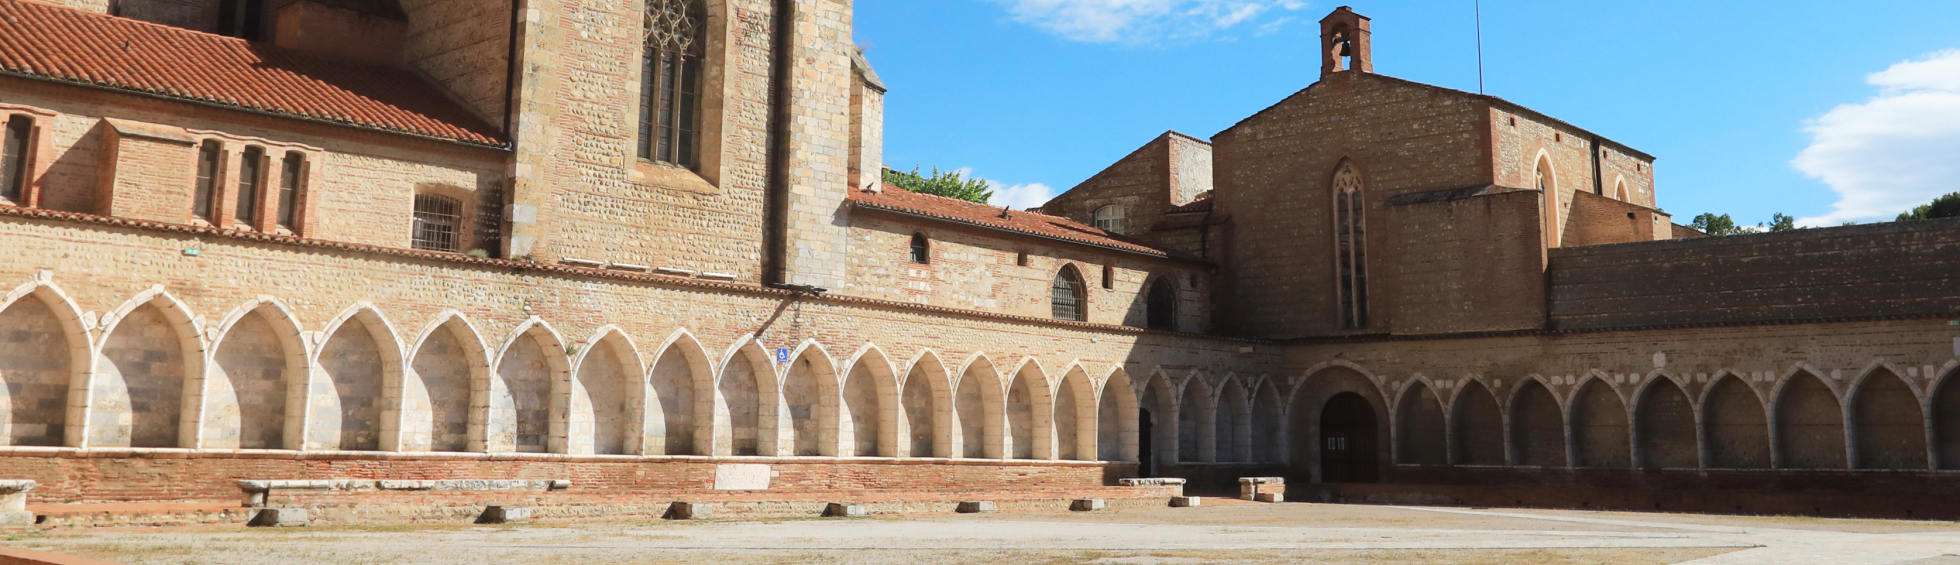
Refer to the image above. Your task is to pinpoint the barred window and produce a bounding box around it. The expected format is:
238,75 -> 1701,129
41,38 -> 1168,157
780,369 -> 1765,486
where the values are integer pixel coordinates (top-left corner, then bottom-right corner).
412,194 -> 462,253
1052,265 -> 1086,322
0,116 -> 29,202
1333,161 -> 1368,329
909,233 -> 930,264
235,146 -> 264,226
193,141 -> 221,221
1093,205 -> 1125,235
640,0 -> 705,168
278,152 -> 304,231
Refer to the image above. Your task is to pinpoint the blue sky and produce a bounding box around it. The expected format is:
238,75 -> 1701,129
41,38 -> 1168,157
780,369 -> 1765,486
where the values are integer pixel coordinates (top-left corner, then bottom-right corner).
855,0 -> 1960,226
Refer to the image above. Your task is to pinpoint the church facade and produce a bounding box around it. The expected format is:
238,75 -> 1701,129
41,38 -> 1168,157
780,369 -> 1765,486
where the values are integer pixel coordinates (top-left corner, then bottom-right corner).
0,0 -> 1954,519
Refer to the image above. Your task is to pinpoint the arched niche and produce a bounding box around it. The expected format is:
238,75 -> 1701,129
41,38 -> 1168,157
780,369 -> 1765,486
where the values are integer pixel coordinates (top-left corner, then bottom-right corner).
1394,381 -> 1446,466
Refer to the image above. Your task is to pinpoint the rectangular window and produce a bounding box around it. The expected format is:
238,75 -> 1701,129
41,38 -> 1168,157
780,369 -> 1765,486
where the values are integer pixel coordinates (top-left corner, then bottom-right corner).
1102,264 -> 1115,289
277,152 -> 303,231
1016,252 -> 1029,267
411,194 -> 462,253
638,48 -> 701,168
0,116 -> 29,203
193,141 -> 221,221
235,146 -> 263,227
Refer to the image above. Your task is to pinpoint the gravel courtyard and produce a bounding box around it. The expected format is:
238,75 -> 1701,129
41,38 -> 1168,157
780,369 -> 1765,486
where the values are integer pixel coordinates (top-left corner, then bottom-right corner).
8,500 -> 1960,564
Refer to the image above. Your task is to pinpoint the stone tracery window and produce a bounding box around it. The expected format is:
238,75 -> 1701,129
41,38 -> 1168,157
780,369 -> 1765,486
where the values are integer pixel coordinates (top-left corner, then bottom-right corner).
1333,161 -> 1368,329
640,0 -> 706,168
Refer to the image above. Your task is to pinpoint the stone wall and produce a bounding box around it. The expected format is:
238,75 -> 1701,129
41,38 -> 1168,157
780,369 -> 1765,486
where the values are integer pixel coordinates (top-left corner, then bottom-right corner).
1548,217 -> 1960,330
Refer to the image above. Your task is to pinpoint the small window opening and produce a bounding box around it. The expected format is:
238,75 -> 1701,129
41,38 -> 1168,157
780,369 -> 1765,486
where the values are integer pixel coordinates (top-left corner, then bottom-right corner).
1554,133 -> 1563,143
1016,251 -> 1029,267
412,194 -> 463,253
1092,205 -> 1126,235
1102,264 -> 1115,290
277,152 -> 303,231
215,0 -> 265,41
0,116 -> 30,203
909,233 -> 930,264
1145,277 -> 1176,331
234,146 -> 264,227
193,141 -> 222,222
1507,116 -> 1517,127
1051,266 -> 1086,322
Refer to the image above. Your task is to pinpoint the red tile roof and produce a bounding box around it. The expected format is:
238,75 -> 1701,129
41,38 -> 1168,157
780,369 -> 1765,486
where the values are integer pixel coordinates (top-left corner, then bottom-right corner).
1167,196 -> 1213,214
848,184 -> 1173,258
0,0 -> 505,147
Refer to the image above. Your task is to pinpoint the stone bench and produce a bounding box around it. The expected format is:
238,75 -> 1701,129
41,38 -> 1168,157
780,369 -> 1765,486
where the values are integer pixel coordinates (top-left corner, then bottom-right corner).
1239,477 -> 1284,502
1116,478 -> 1187,487
238,479 -> 572,507
0,480 -> 34,525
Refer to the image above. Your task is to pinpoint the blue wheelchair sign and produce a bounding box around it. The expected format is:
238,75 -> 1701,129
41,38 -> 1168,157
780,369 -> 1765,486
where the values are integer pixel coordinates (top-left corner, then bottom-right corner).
776,348 -> 790,363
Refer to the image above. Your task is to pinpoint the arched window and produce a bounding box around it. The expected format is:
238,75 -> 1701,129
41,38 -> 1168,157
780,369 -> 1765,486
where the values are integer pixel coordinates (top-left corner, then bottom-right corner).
909,233 -> 930,264
1332,161 -> 1368,329
1051,265 -> 1087,322
412,194 -> 462,253
1537,157 -> 1560,247
1145,277 -> 1176,330
192,140 -> 222,222
1614,179 -> 1629,202
640,0 -> 706,168
277,152 -> 305,232
1093,205 -> 1126,235
234,146 -> 264,227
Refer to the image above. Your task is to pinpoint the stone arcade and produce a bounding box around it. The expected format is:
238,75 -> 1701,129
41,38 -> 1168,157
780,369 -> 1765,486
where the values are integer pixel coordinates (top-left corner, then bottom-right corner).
0,0 -> 1954,523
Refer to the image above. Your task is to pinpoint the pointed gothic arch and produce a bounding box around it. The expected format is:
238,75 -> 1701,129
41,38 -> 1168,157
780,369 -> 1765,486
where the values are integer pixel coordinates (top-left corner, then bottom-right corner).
1451,379 -> 1505,466
566,327 -> 643,455
206,298 -> 307,450
647,329 -> 716,456
1249,378 -> 1284,463
1847,366 -> 1928,470
1331,159 -> 1369,330
1005,358 -> 1056,460
1214,375 -> 1252,463
1393,380 -> 1446,465
314,304 -> 405,452
1700,373 -> 1771,469
1631,376 -> 1697,469
840,344 -> 900,457
953,353 -> 1006,459
1054,363 -> 1098,461
485,318 -> 571,454
1139,370 -> 1178,468
406,312 -> 491,452
1535,152 -> 1563,248
899,349 -> 953,458
1508,377 -> 1566,467
1933,364 -> 1960,470
1773,370 -> 1847,469
716,335 -> 776,456
1097,367 -> 1140,462
780,340 -> 841,457
1570,377 -> 1631,468
92,288 -> 205,449
0,279 -> 90,448
1178,373 -> 1217,463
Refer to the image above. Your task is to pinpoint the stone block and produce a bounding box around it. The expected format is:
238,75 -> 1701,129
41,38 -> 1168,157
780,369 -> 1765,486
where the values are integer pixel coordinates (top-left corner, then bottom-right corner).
823,503 -> 867,518
664,502 -> 712,520
0,481 -> 36,513
247,508 -> 308,527
1070,499 -> 1107,512
0,511 -> 33,526
1170,496 -> 1201,508
1118,478 -> 1187,487
1240,477 -> 1285,500
955,501 -> 996,514
477,506 -> 532,524
1255,493 -> 1284,503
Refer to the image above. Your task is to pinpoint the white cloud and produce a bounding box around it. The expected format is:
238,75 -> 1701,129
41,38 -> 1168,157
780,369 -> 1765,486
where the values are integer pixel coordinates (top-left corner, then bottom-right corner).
1794,50 -> 1960,226
989,0 -> 1308,44
990,182 -> 1058,211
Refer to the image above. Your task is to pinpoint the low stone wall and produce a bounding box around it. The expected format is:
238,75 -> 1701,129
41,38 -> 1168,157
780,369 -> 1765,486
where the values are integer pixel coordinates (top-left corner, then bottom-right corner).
1312,466 -> 1960,520
0,450 -> 1138,505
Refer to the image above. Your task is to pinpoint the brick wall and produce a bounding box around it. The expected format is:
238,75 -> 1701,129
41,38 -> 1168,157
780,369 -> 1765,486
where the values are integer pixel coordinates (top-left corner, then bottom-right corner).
400,0 -> 511,124
1549,217 -> 1960,330
1385,190 -> 1546,334
1042,132 -> 1211,247
1563,190 -> 1670,247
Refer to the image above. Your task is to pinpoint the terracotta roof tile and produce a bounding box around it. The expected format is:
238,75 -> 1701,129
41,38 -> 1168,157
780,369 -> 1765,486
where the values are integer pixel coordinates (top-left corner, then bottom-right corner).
0,0 -> 504,147
848,184 -> 1172,257
1167,196 -> 1213,213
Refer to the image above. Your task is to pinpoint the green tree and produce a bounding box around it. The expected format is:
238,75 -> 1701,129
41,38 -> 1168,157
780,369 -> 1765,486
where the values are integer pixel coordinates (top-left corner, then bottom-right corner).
1691,213 -> 1747,236
883,166 -> 994,203
1768,213 -> 1798,232
1897,192 -> 1960,221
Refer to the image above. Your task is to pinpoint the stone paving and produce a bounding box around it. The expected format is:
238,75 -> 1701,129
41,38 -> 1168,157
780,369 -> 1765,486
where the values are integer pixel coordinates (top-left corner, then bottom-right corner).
5,501 -> 1958,564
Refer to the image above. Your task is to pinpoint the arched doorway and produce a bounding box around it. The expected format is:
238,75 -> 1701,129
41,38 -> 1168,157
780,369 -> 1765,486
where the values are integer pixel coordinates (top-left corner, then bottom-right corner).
1320,392 -> 1379,483
1138,408 -> 1156,477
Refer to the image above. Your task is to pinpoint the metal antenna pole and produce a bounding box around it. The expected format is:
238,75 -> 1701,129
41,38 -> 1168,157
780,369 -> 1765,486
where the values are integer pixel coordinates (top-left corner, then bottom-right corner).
1475,0 -> 1487,94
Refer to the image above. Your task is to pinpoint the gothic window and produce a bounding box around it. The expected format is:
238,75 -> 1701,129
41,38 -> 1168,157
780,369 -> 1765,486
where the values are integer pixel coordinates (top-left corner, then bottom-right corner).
1145,277 -> 1176,331
1052,265 -> 1086,322
234,146 -> 264,227
216,0 -> 265,40
640,0 -> 706,168
1093,205 -> 1126,235
277,152 -> 304,232
412,194 -> 462,253
1537,157 -> 1560,247
1333,162 -> 1368,329
909,233 -> 930,264
193,141 -> 222,222
1615,179 -> 1629,202
0,116 -> 29,202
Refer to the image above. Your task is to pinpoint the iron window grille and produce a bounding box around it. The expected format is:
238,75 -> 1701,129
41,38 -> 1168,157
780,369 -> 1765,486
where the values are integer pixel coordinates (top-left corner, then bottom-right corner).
910,233 -> 930,264
412,194 -> 463,253
1052,266 -> 1086,322
640,0 -> 705,168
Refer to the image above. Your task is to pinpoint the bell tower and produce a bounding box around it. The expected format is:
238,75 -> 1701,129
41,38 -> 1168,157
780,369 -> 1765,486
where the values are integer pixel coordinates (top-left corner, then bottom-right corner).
1320,7 -> 1373,78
